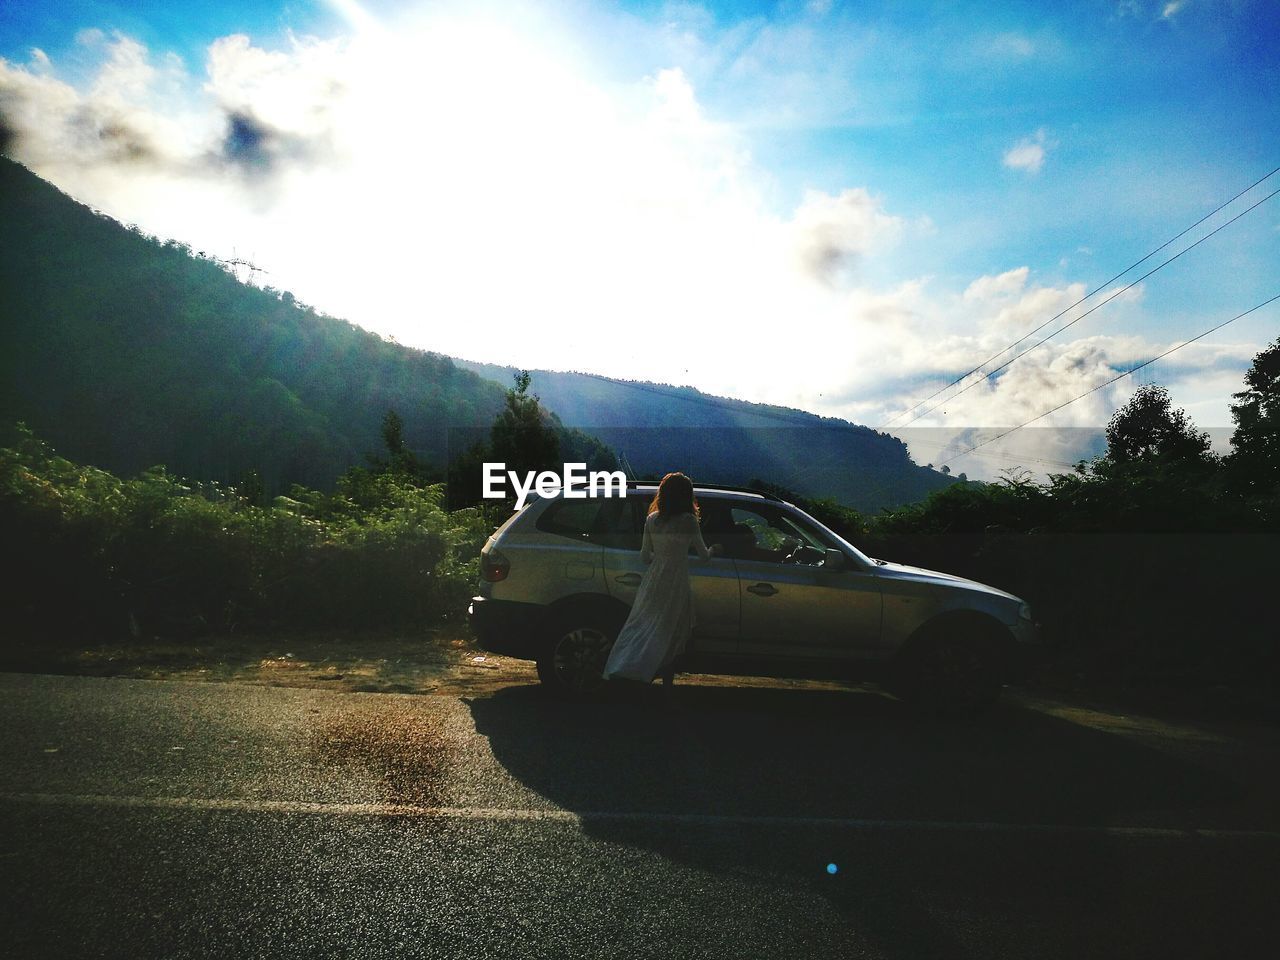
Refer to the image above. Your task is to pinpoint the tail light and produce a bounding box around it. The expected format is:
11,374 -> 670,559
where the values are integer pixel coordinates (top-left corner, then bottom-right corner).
481,548 -> 510,582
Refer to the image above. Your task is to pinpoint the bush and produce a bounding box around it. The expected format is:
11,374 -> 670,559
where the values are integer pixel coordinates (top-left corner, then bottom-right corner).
0,425 -> 491,642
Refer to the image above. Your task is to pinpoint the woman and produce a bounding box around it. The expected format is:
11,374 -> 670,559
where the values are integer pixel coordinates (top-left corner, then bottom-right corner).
602,472 -> 719,686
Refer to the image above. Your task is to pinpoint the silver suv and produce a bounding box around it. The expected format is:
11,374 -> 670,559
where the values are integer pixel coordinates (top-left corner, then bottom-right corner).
468,482 -> 1042,710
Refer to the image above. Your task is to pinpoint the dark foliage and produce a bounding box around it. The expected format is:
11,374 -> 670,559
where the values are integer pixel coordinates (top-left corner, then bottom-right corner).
1227,335 -> 1280,496
1101,384 -> 1213,467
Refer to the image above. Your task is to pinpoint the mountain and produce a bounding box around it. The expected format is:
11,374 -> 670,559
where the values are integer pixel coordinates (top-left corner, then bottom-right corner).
453,361 -> 957,510
0,158 -> 508,492
1,157 -> 952,509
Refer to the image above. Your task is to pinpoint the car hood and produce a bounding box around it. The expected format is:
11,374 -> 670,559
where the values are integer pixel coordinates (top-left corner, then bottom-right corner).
871,559 -> 1022,603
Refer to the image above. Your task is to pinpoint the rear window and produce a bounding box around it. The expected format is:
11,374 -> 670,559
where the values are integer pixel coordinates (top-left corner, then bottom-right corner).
535,495 -> 645,550
536,499 -> 606,539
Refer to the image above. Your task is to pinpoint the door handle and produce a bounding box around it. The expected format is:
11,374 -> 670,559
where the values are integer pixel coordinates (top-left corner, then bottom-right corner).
747,582 -> 778,597
615,573 -> 642,586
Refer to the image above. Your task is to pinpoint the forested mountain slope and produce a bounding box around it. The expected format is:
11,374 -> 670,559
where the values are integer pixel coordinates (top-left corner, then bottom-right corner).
454,361 -> 957,510
0,158 -> 507,491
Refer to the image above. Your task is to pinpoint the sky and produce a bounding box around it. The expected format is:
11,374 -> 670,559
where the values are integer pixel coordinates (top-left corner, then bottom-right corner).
1,0 -> 1277,479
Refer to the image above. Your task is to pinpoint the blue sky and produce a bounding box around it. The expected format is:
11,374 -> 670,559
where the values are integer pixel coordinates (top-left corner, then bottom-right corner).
1,0 -> 1276,477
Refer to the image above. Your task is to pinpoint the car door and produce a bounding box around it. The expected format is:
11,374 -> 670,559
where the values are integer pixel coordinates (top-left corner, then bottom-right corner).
599,493 -> 740,655
725,503 -> 882,660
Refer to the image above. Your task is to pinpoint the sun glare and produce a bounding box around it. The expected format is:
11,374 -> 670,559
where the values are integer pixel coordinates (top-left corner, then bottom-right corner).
257,4 -> 808,393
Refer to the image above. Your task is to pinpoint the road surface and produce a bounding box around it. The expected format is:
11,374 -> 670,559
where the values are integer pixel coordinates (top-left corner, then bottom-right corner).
1,672 -> 1278,958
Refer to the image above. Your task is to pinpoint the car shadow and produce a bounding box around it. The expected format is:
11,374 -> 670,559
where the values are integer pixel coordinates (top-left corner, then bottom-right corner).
465,681 -> 1256,958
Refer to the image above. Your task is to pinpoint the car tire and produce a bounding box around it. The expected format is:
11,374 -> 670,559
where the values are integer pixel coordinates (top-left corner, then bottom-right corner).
888,623 -> 1003,716
536,613 -> 618,699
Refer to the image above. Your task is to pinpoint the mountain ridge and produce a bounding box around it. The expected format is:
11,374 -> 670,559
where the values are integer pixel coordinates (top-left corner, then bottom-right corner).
1,157 -> 954,509
0,157 -> 508,492
452,360 -> 956,509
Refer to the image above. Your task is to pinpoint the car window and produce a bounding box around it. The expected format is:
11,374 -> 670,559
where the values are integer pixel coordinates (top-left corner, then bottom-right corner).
720,504 -> 834,565
536,499 -> 607,541
535,496 -> 640,549
594,495 -> 646,551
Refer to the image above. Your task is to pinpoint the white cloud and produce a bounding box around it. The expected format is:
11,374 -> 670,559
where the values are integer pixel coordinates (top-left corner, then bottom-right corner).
0,33 -> 215,175
963,267 -> 1029,301
789,187 -> 904,286
1002,128 -> 1051,174
0,18 -> 821,389
1162,1 -> 1188,20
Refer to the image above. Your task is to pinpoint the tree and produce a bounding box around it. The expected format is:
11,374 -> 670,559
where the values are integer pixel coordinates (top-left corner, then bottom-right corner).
1101,384 -> 1212,466
1227,336 -> 1280,493
379,409 -> 425,478
446,372 -> 621,509
381,410 -> 407,461
489,371 -> 561,479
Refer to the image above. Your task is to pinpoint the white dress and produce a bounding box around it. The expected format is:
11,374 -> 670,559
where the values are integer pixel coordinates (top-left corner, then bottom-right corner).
602,511 -> 712,683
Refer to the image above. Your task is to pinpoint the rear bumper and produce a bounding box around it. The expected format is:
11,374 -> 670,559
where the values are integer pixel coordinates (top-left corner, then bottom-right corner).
467,596 -> 547,660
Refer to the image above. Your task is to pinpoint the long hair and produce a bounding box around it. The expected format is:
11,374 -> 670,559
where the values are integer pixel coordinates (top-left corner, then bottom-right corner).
649,472 -> 699,519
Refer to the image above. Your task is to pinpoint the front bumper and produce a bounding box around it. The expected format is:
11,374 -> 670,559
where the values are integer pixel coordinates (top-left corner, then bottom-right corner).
1002,617 -> 1048,681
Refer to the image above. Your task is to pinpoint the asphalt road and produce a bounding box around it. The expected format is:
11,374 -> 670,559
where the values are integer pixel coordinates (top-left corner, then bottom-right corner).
2,672 -> 1278,959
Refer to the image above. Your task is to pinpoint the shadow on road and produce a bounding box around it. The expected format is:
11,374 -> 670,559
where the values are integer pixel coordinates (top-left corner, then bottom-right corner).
466,682 -> 1262,958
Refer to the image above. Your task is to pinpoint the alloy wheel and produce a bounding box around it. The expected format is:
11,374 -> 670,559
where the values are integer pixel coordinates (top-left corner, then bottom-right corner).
552,626 -> 612,695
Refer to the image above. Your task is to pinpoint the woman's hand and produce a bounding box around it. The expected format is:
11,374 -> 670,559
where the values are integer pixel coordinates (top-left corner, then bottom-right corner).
708,543 -> 723,557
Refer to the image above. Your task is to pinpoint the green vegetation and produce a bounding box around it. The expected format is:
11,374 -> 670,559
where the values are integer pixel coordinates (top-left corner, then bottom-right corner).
0,373 -> 597,644
1,422 -> 495,643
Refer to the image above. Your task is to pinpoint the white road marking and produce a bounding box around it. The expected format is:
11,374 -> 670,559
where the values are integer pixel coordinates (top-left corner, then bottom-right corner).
2,791 -> 1277,840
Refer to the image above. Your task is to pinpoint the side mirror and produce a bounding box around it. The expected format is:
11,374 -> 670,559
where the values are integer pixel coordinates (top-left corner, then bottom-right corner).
823,548 -> 846,570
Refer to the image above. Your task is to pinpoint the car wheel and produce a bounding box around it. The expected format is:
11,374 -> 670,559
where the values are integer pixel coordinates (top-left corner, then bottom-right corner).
537,615 -> 616,698
890,626 -> 1003,715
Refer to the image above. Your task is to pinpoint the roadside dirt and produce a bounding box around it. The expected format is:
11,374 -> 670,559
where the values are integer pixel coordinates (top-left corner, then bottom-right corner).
0,629 -> 867,699
0,629 -> 531,696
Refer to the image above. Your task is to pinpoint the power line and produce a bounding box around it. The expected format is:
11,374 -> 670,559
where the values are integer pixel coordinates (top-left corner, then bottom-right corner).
895,184 -> 1280,428
936,293 -> 1280,468
879,164 -> 1280,429
903,436 -> 1082,470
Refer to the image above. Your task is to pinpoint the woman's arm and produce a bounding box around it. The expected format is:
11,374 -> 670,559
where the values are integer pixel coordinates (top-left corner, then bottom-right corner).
689,513 -> 713,559
640,514 -> 655,564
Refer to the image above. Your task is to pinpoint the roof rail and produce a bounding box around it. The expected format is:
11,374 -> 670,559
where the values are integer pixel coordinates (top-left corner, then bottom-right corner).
623,478 -> 784,503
